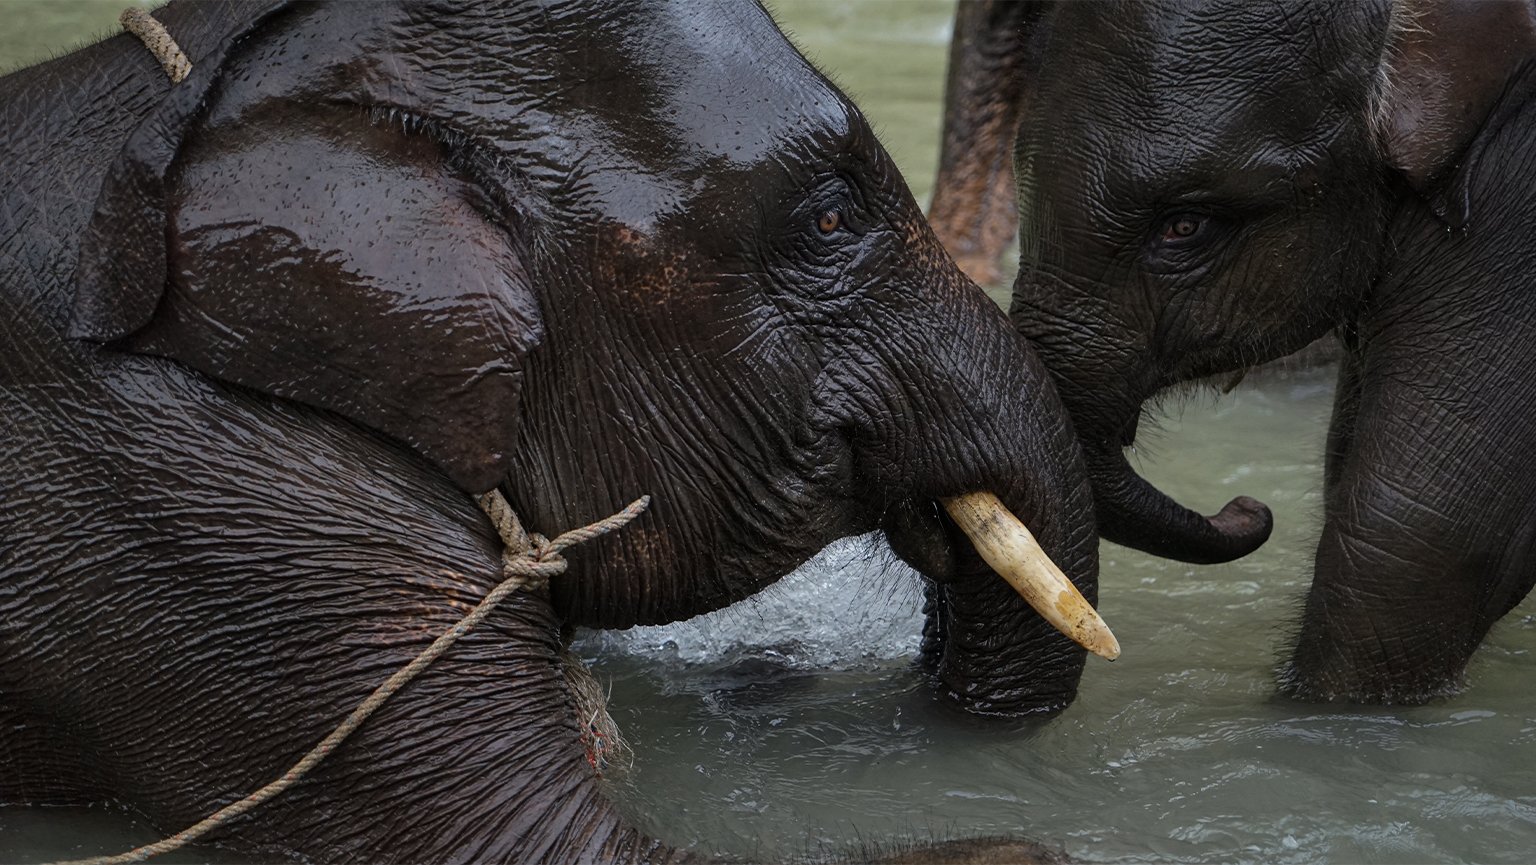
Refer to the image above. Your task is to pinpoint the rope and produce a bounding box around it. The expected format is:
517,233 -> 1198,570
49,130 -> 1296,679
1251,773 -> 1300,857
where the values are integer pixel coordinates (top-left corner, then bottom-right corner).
119,8 -> 191,84
48,492 -> 651,865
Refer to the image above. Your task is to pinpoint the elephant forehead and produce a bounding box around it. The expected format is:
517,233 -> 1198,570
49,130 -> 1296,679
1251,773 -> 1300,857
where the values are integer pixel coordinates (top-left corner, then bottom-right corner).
1047,4 -> 1365,104
367,0 -> 853,167
1051,0 -> 1385,72
1022,0 -> 1386,209
628,1 -> 855,166
311,0 -> 855,229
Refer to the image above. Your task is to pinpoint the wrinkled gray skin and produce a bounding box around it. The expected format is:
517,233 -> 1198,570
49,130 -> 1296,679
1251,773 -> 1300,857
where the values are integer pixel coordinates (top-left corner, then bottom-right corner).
961,0 -> 1536,703
0,1 -> 1098,862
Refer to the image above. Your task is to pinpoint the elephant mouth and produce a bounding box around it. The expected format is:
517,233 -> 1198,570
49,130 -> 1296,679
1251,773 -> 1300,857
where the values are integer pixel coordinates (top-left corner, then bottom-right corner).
1120,410 -> 1140,448
887,492 -> 1117,661
942,493 -> 1117,658
882,492 -> 1116,716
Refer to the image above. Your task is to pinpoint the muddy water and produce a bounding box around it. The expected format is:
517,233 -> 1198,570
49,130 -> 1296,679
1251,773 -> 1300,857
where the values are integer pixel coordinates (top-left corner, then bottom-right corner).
4,2 -> 1535,863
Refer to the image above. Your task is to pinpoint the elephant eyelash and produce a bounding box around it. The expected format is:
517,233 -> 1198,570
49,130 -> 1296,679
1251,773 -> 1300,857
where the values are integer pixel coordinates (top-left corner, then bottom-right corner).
810,183 -> 868,238
362,105 -> 526,234
1148,209 -> 1230,243
367,106 -> 471,157
1160,214 -> 1204,242
813,201 -> 865,237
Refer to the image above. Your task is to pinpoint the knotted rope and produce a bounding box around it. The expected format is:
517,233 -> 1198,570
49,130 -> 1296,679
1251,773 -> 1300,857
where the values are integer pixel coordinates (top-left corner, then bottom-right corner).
50,491 -> 650,865
119,8 -> 191,84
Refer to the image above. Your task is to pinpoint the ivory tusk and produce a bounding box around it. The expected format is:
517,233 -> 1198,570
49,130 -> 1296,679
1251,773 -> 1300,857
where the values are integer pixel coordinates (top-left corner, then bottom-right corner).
941,492 -> 1121,661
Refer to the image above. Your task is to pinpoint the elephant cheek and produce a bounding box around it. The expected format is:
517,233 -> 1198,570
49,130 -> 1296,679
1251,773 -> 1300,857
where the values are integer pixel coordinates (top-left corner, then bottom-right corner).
548,523 -> 695,629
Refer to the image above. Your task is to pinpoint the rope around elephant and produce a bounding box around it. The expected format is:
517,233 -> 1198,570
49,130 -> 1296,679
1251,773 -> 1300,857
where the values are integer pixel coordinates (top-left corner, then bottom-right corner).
42,17 -> 654,865
49,489 -> 649,865
118,8 -> 190,83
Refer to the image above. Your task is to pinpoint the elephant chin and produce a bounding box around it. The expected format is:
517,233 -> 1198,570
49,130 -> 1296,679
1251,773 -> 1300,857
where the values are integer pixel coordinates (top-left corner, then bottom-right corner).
1086,443 -> 1274,565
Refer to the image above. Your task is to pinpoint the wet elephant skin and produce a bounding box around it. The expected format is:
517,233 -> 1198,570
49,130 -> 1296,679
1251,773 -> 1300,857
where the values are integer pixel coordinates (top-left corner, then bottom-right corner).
0,1 -> 1099,861
943,0 -> 1536,704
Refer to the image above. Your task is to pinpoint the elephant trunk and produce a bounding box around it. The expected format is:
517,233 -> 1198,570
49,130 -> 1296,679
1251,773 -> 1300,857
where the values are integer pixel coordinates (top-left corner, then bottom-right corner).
927,0 -> 1040,286
1012,280 -> 1273,566
1086,441 -> 1274,565
920,502 -> 1099,715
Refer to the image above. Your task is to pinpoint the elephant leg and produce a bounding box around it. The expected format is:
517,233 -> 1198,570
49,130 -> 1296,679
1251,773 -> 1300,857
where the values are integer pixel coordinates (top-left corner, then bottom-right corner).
1281,101 -> 1536,703
927,0 -> 1040,287
1281,290 -> 1536,704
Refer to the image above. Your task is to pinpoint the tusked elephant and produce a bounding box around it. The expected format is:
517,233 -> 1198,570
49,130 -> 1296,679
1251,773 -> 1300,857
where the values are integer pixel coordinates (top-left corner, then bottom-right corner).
0,1 -> 1113,861
936,0 -> 1536,704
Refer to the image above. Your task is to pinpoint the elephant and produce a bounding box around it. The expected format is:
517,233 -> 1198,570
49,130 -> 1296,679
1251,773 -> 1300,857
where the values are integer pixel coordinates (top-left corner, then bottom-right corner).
933,0 -> 1536,704
0,1 -> 1113,862
926,0 -> 1037,289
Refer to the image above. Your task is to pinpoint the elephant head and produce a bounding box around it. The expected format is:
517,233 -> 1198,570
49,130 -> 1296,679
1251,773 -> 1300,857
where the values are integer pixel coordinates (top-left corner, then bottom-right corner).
958,0 -> 1536,701
65,2 -> 1111,711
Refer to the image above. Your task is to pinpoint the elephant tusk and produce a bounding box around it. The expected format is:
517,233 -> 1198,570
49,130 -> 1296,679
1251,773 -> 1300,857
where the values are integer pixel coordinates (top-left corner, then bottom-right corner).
941,492 -> 1121,660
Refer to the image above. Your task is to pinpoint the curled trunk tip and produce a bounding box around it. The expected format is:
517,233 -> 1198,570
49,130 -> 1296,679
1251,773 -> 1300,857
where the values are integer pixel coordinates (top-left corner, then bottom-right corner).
1089,448 -> 1273,564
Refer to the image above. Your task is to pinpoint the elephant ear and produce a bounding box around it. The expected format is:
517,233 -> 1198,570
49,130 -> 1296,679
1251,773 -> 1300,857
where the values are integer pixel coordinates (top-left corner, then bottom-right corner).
70,10 -> 542,494
1378,0 -> 1536,218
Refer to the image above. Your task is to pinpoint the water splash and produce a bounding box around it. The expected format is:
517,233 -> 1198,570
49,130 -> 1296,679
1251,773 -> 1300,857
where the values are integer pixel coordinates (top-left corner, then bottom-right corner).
575,534 -> 927,670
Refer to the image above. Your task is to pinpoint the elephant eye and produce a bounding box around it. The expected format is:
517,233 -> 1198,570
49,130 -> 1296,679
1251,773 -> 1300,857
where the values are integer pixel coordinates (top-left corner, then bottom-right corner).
816,210 -> 843,234
1161,214 -> 1204,242
1143,211 -> 1230,274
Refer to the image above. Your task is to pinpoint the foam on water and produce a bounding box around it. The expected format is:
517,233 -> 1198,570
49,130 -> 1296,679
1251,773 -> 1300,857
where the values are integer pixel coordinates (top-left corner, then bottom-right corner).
576,536 -> 927,671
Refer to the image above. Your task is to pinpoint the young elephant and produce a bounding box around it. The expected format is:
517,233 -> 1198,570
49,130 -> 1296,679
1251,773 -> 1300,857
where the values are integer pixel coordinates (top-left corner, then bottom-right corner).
938,0 -> 1536,703
0,1 -> 1109,861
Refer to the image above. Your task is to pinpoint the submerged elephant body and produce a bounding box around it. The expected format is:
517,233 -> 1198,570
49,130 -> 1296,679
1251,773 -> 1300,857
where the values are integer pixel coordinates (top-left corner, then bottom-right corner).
2,1 -> 1101,860
939,0 -> 1536,703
